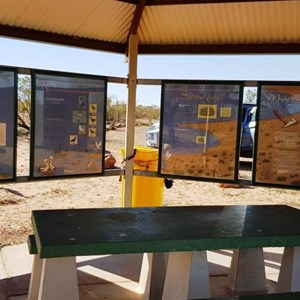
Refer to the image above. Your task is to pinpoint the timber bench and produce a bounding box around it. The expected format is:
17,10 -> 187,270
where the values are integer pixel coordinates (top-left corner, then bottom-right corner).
28,205 -> 300,300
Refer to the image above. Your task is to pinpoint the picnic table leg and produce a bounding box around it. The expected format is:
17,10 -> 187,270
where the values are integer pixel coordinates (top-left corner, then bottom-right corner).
277,246 -> 300,292
188,251 -> 210,299
28,255 -> 43,300
149,253 -> 169,300
138,253 -> 153,298
228,248 -> 267,293
38,257 -> 79,300
162,251 -> 210,300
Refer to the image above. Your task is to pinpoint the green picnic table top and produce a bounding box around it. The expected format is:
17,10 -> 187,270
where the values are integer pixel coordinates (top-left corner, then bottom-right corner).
31,205 -> 300,258
200,292 -> 300,299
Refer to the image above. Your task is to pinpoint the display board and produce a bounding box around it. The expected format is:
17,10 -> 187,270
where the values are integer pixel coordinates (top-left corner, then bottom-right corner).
31,71 -> 106,178
254,83 -> 300,188
0,69 -> 17,181
159,81 -> 242,182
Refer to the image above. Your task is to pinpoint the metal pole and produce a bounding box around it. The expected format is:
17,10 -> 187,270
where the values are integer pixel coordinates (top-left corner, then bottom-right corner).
122,34 -> 138,207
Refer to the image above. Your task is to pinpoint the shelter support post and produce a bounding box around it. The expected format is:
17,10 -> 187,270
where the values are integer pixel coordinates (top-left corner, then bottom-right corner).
123,34 -> 138,207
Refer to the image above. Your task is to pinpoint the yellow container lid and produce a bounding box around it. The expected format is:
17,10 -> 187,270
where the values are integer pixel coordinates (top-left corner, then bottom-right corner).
120,146 -> 159,171
120,146 -> 158,160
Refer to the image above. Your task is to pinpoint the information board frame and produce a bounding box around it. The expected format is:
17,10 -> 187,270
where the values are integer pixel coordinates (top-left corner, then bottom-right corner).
30,70 -> 107,179
253,81 -> 300,189
158,80 -> 244,183
0,67 -> 17,182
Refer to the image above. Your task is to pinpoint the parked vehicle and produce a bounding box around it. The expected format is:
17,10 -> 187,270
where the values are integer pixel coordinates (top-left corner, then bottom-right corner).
240,104 -> 257,158
146,104 -> 257,157
146,122 -> 160,148
249,106 -> 257,142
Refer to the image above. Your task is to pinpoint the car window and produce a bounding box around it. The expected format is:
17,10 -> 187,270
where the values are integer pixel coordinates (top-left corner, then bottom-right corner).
242,107 -> 248,122
250,107 -> 257,122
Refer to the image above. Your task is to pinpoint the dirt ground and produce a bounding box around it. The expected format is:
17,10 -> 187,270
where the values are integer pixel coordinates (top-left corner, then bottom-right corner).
0,126 -> 299,247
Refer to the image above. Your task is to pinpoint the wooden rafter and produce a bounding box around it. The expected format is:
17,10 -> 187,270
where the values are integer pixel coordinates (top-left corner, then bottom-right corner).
118,0 -> 291,5
125,0 -> 147,56
0,25 -> 125,54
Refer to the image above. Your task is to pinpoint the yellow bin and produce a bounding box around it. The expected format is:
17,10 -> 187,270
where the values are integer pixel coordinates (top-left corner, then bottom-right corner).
120,146 -> 164,207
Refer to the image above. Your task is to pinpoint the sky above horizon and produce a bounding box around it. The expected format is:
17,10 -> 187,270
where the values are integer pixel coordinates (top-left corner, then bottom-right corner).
2,37 -> 300,106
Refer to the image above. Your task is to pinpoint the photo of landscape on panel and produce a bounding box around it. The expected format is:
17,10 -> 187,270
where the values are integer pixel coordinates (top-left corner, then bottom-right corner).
159,82 -> 241,181
255,84 -> 300,187
31,72 -> 106,178
0,70 -> 16,181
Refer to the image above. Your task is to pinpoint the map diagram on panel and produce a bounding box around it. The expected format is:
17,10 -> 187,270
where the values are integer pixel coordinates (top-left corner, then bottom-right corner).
0,70 -> 16,180
32,73 -> 106,178
255,85 -> 300,187
160,82 -> 241,181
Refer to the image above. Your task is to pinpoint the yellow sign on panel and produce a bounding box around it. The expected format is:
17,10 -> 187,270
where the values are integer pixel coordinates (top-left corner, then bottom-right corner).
196,135 -> 206,144
0,123 -> 6,146
198,104 -> 217,119
220,107 -> 232,118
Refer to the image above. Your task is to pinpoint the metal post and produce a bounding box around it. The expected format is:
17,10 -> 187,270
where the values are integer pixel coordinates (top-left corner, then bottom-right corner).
123,34 -> 138,207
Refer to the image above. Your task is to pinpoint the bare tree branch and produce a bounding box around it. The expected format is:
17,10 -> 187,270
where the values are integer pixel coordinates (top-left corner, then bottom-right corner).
17,114 -> 30,131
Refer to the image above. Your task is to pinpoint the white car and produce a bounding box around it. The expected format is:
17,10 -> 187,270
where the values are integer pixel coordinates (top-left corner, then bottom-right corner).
146,122 -> 160,147
249,106 -> 257,142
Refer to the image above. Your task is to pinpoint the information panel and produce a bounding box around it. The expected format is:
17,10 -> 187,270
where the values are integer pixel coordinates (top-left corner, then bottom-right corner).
159,81 -> 242,181
254,84 -> 300,187
0,69 -> 16,181
31,71 -> 106,178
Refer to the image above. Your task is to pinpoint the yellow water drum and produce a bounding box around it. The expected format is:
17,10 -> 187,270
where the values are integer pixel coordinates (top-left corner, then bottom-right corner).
120,146 -> 164,207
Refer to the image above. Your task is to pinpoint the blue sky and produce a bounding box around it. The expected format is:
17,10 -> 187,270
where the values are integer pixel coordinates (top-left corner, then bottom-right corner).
1,37 -> 300,106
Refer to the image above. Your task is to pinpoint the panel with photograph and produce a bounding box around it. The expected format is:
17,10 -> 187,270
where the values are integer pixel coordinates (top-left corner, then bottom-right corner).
159,81 -> 242,182
0,69 -> 17,181
254,84 -> 300,188
31,71 -> 106,178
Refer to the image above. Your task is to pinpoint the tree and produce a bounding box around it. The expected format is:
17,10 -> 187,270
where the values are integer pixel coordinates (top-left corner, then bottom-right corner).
106,96 -> 127,123
244,88 -> 257,104
136,105 -> 160,124
18,75 -> 31,133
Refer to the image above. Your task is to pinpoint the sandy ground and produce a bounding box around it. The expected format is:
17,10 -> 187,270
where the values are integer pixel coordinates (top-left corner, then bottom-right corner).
0,126 -> 300,247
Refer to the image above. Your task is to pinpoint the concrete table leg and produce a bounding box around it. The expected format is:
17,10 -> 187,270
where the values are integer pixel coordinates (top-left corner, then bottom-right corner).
138,253 -> 153,298
277,247 -> 300,292
163,251 -> 210,300
38,257 -> 79,300
188,251 -> 210,299
28,255 -> 43,300
149,253 -> 169,300
228,248 -> 267,293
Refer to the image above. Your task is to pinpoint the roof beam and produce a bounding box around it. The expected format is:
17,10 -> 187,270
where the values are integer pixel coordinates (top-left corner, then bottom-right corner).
119,0 -> 290,5
138,43 -> 300,54
0,25 -> 126,54
125,0 -> 147,55
130,0 -> 147,34
147,0 -> 292,4
2,25 -> 300,55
